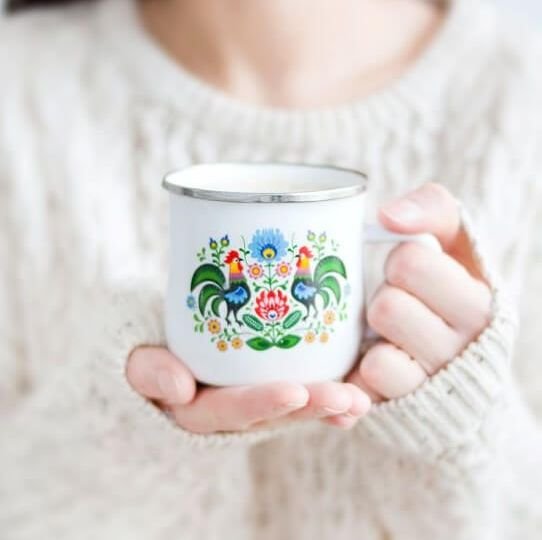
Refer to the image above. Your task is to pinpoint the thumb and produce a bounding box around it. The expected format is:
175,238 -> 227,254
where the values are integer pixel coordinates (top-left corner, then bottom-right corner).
126,347 -> 197,405
379,182 -> 483,280
379,182 -> 461,250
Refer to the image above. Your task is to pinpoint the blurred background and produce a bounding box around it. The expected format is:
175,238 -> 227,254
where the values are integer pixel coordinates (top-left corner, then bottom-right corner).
1,0 -> 542,23
496,0 -> 542,22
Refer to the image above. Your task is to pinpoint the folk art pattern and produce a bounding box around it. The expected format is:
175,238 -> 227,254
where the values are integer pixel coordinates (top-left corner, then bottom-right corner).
187,229 -> 350,352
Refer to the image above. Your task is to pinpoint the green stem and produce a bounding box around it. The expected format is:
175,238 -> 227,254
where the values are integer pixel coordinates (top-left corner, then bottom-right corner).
266,263 -> 274,291
240,236 -> 248,264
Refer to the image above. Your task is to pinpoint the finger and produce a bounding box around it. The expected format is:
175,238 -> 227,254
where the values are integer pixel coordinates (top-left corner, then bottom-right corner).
126,347 -> 197,405
379,182 -> 460,250
346,366 -> 384,403
171,382 -> 309,434
367,285 -> 464,374
385,242 -> 492,333
359,342 -> 428,399
287,382 -> 353,420
321,383 -> 372,429
289,382 -> 370,421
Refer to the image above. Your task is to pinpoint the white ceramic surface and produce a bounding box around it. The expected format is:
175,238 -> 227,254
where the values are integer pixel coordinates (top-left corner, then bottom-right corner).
164,163 -> 437,386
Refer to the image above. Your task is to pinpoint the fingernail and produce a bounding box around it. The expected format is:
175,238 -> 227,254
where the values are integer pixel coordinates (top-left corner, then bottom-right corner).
157,370 -> 188,404
319,406 -> 348,415
381,199 -> 422,224
283,401 -> 308,411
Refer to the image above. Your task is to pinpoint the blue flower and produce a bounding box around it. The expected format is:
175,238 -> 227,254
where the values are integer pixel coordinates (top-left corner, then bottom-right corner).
248,229 -> 288,263
209,238 -> 218,250
186,294 -> 197,310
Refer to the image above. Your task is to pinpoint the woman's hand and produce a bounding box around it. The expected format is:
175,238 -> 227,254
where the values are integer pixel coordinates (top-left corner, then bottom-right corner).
348,183 -> 493,401
126,347 -> 371,434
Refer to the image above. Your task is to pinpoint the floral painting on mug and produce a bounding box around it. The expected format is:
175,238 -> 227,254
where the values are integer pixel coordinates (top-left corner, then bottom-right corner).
187,229 -> 349,352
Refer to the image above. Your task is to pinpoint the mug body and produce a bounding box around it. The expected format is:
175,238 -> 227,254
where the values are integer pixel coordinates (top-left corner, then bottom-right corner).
164,164 -> 366,386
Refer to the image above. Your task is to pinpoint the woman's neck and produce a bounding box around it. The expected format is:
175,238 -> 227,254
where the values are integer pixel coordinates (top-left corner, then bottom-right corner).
140,0 -> 445,108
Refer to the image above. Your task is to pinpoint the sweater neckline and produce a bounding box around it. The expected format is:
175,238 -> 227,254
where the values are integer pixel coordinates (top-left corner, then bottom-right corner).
97,0 -> 480,142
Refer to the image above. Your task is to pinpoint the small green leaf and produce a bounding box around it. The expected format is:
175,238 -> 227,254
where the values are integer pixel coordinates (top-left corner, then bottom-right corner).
191,264 -> 226,290
276,335 -> 302,349
320,275 -> 341,305
246,337 -> 274,351
314,256 -> 347,283
243,314 -> 264,332
282,310 -> 302,330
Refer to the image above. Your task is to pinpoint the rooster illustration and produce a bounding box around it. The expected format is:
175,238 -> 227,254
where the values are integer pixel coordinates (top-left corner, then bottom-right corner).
291,246 -> 347,320
190,250 -> 251,325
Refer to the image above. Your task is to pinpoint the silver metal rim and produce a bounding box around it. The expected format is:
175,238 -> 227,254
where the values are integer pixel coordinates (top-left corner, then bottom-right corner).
162,162 -> 367,203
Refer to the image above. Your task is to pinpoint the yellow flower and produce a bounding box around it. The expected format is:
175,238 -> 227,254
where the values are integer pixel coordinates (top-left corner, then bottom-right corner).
323,310 -> 336,325
304,331 -> 316,344
217,340 -> 228,352
208,319 -> 221,334
232,337 -> 244,349
320,332 -> 329,343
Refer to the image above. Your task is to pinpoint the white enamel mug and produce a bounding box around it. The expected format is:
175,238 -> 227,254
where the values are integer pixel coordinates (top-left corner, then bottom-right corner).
163,163 -> 439,386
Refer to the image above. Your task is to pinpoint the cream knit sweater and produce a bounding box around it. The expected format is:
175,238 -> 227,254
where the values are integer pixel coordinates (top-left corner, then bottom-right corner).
1,0 -> 542,538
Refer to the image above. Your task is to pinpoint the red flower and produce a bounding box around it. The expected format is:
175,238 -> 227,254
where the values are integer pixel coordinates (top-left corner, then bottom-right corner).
255,290 -> 289,322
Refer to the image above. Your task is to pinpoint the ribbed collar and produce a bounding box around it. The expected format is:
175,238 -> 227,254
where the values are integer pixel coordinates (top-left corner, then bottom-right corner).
95,0 -> 493,143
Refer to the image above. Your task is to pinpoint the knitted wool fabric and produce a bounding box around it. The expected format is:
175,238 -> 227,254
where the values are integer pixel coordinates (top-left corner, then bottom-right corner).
1,0 -> 541,538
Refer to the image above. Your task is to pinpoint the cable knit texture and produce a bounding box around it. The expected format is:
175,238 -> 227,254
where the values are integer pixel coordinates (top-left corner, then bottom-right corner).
1,0 -> 542,538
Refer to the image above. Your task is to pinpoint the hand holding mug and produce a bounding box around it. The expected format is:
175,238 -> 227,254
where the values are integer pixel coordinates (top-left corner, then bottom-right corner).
126,348 -> 370,433
348,183 -> 492,401
126,166 -> 491,434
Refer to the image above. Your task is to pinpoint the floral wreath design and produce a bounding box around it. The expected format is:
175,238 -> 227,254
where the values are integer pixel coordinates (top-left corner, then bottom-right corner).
187,229 -> 350,352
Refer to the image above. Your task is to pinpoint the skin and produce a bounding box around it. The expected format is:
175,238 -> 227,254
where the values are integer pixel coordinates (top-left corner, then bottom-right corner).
127,1 -> 491,433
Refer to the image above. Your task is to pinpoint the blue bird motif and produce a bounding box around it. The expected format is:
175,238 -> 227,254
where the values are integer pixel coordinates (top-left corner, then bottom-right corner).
291,245 -> 347,321
190,249 -> 251,326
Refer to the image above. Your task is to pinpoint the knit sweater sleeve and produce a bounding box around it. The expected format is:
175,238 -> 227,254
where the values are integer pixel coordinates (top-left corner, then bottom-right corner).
354,201 -> 542,538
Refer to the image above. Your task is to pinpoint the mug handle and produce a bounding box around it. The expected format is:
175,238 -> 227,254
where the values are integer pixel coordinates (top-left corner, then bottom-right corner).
362,223 -> 442,342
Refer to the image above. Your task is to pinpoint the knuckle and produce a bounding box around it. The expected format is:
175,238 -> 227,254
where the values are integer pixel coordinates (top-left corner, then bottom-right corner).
360,344 -> 393,388
385,242 -> 426,287
367,286 -> 402,332
462,282 -> 493,337
475,284 -> 493,326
